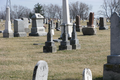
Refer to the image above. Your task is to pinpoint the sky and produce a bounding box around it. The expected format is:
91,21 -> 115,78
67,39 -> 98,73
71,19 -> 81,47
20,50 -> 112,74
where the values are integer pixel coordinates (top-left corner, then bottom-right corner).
0,0 -> 104,17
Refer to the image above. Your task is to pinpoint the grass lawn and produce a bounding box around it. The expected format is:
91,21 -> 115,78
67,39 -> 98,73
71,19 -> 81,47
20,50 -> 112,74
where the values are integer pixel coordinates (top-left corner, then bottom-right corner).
0,20 -> 110,80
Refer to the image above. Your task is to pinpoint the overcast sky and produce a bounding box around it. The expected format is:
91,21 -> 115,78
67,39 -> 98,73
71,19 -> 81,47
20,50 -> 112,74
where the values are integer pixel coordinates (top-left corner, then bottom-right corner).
0,0 -> 104,17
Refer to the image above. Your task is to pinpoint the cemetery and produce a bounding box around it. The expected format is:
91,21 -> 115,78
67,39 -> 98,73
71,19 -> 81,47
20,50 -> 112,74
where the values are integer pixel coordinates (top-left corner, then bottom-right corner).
1,0 -> 118,80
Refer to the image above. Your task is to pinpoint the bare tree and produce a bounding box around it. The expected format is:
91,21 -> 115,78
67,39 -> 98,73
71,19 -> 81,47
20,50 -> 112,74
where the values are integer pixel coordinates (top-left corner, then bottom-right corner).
69,1 -> 92,19
98,0 -> 120,18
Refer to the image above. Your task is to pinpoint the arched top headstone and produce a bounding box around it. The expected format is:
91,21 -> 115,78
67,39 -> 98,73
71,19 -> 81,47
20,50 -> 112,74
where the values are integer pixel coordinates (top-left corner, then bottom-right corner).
83,68 -> 92,80
32,60 -> 48,80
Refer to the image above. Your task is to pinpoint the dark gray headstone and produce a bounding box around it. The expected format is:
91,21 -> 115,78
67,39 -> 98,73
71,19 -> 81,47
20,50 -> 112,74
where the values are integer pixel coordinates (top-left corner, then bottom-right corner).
14,19 -> 27,37
43,22 -> 57,53
59,23 -> 72,50
70,23 -> 80,49
103,12 -> 120,80
99,17 -> 108,30
32,60 -> 48,80
29,13 -> 47,36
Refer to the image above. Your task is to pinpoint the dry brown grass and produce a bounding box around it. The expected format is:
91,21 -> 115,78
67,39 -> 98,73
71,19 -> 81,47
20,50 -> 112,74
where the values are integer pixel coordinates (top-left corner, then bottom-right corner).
0,20 -> 110,80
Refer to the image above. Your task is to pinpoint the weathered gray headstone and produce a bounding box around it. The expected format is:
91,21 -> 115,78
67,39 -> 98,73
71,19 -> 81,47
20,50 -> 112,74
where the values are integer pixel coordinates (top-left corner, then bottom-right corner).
32,60 -> 48,80
83,68 -> 92,80
59,23 -> 72,50
103,12 -> 120,80
82,12 -> 96,35
3,7 -> 13,38
21,17 -> 30,33
43,22 -> 57,53
99,17 -> 108,30
70,23 -> 80,49
29,13 -> 47,36
14,19 -> 27,37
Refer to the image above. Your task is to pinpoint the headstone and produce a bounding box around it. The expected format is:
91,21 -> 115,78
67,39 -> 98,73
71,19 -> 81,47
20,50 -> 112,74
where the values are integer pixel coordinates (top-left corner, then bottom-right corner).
103,12 -> 120,80
59,23 -> 72,50
83,68 -> 92,80
21,17 -> 30,33
60,0 -> 72,39
46,18 -> 48,24
93,19 -> 97,27
51,20 -> 54,35
56,21 -> 61,31
3,7 -> 13,38
32,60 -> 48,80
43,23 -> 57,53
82,12 -> 96,35
14,19 -> 27,37
76,15 -> 82,32
99,17 -> 108,30
29,13 -> 47,36
70,23 -> 80,49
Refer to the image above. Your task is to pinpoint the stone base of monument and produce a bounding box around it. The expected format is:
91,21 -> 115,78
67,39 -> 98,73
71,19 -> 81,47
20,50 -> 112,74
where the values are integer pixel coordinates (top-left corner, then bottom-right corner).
43,46 -> 57,53
99,26 -> 108,30
76,28 -> 80,32
43,41 -> 57,53
76,25 -> 82,32
25,28 -> 30,33
14,32 -> 27,37
71,44 -> 80,49
103,64 -> 120,80
70,39 -> 80,49
3,32 -> 13,38
59,45 -> 72,50
29,27 -> 47,36
59,41 -> 72,50
82,27 -> 96,35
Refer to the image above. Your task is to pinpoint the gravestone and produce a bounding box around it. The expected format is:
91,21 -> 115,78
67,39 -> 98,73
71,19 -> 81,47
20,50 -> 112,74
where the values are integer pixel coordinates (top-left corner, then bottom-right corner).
43,18 -> 46,24
46,18 -> 48,24
60,0 -> 72,39
76,15 -> 82,32
3,7 -> 13,38
56,20 -> 61,31
59,23 -> 72,50
82,12 -> 96,35
93,19 -> 97,27
103,12 -> 120,80
83,68 -> 92,80
51,20 -> 54,35
29,13 -> 47,36
14,19 -> 27,37
32,60 -> 48,80
21,17 -> 30,33
99,17 -> 108,30
70,23 -> 80,49
43,23 -> 57,53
